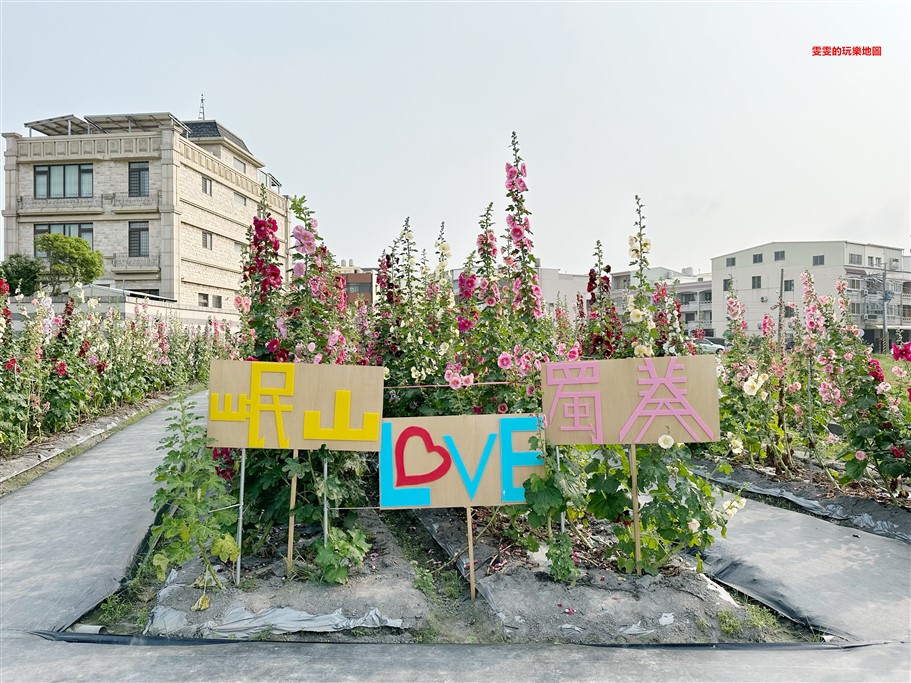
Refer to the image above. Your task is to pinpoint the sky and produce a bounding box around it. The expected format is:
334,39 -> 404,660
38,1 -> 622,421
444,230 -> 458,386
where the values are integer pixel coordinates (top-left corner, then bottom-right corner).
1,1 -> 908,275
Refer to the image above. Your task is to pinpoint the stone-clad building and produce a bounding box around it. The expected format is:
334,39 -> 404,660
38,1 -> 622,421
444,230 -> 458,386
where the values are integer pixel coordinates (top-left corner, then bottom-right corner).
3,112 -> 290,321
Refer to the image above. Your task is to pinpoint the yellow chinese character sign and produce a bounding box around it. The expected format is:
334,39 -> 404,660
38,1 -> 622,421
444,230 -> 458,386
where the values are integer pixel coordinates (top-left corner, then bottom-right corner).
207,360 -> 384,451
541,356 -> 720,446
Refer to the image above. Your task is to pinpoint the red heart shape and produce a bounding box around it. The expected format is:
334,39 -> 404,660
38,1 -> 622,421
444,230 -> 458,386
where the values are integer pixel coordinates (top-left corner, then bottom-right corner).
395,426 -> 452,487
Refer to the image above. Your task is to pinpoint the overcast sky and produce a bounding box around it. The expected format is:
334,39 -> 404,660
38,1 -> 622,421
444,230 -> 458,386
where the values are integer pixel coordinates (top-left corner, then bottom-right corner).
1,1 -> 908,274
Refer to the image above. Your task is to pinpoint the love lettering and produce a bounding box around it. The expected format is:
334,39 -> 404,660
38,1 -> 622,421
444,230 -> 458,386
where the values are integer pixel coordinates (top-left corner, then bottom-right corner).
379,414 -> 544,509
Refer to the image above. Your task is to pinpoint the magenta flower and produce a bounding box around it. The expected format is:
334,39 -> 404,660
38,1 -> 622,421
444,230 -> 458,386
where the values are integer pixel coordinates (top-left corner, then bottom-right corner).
497,352 -> 513,370
497,403 -> 509,414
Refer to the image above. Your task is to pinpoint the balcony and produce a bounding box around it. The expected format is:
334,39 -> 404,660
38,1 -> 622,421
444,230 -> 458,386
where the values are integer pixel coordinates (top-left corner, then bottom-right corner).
18,196 -> 104,215
110,254 -> 160,273
110,192 -> 160,214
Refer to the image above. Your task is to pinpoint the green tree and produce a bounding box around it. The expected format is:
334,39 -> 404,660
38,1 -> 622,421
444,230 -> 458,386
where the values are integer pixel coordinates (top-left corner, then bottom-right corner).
35,234 -> 104,295
0,253 -> 43,296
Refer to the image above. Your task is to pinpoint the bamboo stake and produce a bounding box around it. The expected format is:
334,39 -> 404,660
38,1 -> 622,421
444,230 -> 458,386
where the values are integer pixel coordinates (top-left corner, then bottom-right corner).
629,443 -> 642,575
286,449 -> 298,577
235,447 -> 246,587
557,446 -> 565,534
323,455 -> 329,545
466,506 -> 476,602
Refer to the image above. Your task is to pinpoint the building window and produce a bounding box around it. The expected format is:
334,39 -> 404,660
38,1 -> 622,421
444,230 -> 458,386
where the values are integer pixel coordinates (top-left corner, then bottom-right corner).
347,282 -> 372,294
812,255 -> 825,266
751,276 -> 762,289
212,295 -> 223,309
33,223 -> 93,255
774,250 -> 785,261
784,279 -> 794,292
198,293 -> 209,307
847,277 -> 861,290
202,230 -> 213,249
849,302 -> 863,315
723,278 -> 733,292
233,157 -> 246,173
129,221 -> 149,257
701,292 -> 712,303
726,257 -> 736,267
849,253 -> 862,265
234,192 -> 247,206
875,257 -> 882,267
128,162 -> 149,197
753,253 -> 763,264
784,305 -> 795,318
34,163 -> 93,199
202,176 -> 213,195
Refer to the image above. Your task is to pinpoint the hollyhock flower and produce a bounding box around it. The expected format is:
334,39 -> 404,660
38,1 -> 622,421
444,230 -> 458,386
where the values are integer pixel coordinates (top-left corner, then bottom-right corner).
876,382 -> 892,395
461,374 -> 474,388
658,434 -> 674,450
497,403 -> 509,414
313,353 -> 323,364
5,357 -> 19,372
633,343 -> 653,358
730,437 -> 744,455
891,365 -> 907,379
55,360 -> 67,376
891,445 -> 906,459
855,450 -> 867,461
328,330 -> 341,347
449,376 -> 462,390
266,338 -> 281,354
687,519 -> 700,532
96,361 -> 107,374
276,317 -> 288,340
629,309 -> 645,323
497,352 -> 513,370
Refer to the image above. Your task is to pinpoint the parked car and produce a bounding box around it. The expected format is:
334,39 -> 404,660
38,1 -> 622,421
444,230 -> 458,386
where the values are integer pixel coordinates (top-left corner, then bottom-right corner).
695,340 -> 726,354
703,337 -> 730,349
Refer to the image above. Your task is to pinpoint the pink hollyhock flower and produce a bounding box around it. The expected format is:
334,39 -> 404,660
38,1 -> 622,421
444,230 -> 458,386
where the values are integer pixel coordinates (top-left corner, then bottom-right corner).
462,373 -> 474,387
55,361 -> 67,376
276,317 -> 288,340
497,403 -> 509,414
497,352 -> 513,370
855,450 -> 867,461
449,376 -> 462,390
328,330 -> 341,347
526,385 -> 535,397
313,353 -> 323,364
510,226 -> 524,242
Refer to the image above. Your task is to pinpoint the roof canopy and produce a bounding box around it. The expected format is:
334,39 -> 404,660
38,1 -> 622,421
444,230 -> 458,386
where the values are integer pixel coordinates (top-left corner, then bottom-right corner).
24,115 -> 91,136
24,113 -> 189,136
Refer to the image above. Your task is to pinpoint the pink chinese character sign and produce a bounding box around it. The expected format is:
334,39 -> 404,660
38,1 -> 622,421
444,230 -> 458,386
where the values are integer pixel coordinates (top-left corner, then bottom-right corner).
541,356 -> 719,446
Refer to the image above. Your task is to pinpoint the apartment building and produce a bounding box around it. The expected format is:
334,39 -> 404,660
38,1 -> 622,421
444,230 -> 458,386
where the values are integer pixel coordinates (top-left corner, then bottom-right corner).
711,241 -> 911,347
607,266 -> 715,336
3,112 -> 291,323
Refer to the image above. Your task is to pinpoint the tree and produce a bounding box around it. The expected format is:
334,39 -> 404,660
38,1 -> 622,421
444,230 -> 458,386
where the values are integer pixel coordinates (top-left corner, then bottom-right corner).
0,253 -> 43,296
35,234 -> 104,295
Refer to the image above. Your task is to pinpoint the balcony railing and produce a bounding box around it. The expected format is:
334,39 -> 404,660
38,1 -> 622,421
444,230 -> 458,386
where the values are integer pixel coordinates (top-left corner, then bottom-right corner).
110,192 -> 160,212
111,254 -> 160,270
18,196 -> 104,214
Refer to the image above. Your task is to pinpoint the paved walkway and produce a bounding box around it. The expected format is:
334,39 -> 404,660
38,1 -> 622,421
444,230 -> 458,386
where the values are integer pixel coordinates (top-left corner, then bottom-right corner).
1,393 -> 909,681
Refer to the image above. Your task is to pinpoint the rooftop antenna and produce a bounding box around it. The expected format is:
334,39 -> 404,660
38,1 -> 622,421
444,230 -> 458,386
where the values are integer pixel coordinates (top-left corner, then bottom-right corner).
198,94 -> 205,120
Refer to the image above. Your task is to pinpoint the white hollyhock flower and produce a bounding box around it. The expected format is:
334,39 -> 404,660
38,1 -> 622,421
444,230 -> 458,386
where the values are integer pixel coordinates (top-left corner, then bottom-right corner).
657,434 -> 674,450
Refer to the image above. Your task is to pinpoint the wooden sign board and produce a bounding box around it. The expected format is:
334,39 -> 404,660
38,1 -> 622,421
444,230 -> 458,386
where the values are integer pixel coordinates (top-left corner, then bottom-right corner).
207,360 -> 384,451
541,356 -> 719,446
379,414 -> 544,509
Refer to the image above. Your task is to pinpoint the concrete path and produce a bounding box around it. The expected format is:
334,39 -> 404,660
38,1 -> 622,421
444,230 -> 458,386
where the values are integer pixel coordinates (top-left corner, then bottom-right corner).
703,496 -> 911,642
2,631 -> 909,682
0,392 -> 206,631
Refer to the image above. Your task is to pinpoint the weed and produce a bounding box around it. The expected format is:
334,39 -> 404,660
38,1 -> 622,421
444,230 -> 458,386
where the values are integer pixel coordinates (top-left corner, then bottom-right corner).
412,563 -> 434,595
239,578 -> 258,591
97,595 -> 130,626
718,609 -> 743,637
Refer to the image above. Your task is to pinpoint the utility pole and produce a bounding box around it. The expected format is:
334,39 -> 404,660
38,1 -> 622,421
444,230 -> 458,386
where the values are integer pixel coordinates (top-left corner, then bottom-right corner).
882,259 -> 891,353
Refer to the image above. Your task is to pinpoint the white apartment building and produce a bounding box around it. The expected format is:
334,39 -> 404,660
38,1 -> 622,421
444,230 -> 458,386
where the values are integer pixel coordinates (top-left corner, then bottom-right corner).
3,112 -> 291,323
711,241 -> 911,347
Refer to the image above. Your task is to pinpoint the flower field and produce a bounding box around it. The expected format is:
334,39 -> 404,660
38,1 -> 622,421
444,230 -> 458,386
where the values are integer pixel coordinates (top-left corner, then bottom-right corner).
4,132 -> 908,580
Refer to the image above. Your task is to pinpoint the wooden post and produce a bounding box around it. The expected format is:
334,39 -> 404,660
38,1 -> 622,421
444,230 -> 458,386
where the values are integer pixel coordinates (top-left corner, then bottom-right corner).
556,446 -> 565,534
466,506 -> 476,602
286,449 -> 298,577
235,447 -> 246,587
629,443 -> 642,575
